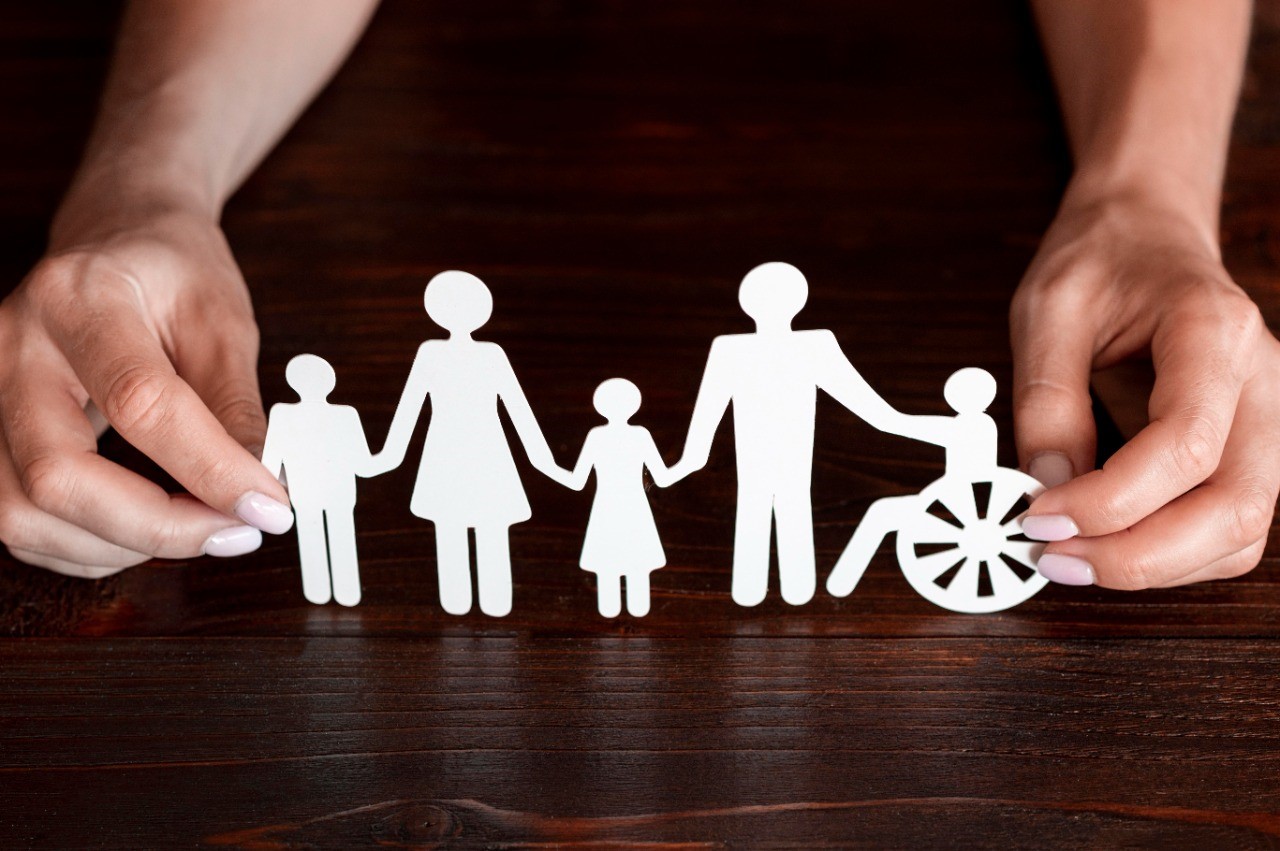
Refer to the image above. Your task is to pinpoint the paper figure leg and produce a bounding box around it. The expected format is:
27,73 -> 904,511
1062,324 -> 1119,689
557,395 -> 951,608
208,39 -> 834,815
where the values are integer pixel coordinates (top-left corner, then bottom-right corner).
774,487 -> 817,606
476,525 -> 513,618
435,523 -> 472,615
597,573 -> 622,618
731,484 -> 773,607
296,509 -> 332,605
624,571 -> 651,617
325,508 -> 361,607
826,495 -> 914,598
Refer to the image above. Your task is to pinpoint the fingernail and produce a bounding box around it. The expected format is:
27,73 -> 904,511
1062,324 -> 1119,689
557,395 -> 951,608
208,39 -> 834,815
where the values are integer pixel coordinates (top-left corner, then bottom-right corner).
1037,553 -> 1095,586
235,491 -> 295,534
1022,514 -> 1079,542
1029,451 -> 1074,488
203,525 -> 263,557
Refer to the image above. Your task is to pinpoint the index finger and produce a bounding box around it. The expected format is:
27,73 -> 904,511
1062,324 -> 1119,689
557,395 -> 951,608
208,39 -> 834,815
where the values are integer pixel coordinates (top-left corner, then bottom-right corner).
46,292 -> 291,531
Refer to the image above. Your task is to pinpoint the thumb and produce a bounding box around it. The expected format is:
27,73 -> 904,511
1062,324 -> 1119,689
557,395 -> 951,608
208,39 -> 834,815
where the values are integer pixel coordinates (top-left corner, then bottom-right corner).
1009,294 -> 1097,491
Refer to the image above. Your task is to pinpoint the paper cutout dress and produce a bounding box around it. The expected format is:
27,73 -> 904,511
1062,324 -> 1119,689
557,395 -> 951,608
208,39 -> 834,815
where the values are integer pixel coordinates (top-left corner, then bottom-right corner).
370,270 -> 560,618
552,378 -> 681,617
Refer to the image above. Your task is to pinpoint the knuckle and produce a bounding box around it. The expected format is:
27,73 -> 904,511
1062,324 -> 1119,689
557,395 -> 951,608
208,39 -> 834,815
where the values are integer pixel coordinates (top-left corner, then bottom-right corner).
101,364 -> 174,437
23,253 -> 84,305
142,515 -> 189,559
219,392 -> 265,425
18,454 -> 75,516
1169,417 -> 1223,483
188,453 -> 242,501
1106,549 -> 1159,591
1228,485 -> 1277,547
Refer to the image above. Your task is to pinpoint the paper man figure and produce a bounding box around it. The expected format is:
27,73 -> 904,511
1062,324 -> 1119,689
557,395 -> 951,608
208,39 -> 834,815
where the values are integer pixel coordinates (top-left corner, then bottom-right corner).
672,262 -> 911,607
261,354 -> 378,607
550,379 -> 684,617
369,271 -> 561,618
825,367 -> 1047,613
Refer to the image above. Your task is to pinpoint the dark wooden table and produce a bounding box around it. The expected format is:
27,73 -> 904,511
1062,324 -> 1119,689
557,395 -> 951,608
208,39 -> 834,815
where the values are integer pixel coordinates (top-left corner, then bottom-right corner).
4,1 -> 1280,847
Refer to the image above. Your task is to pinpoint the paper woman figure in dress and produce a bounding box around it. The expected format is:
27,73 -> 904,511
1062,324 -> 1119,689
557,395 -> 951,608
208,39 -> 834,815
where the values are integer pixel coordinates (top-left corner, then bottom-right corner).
261,354 -> 380,607
550,379 -> 685,617
368,271 -> 561,617
824,367 -> 1048,614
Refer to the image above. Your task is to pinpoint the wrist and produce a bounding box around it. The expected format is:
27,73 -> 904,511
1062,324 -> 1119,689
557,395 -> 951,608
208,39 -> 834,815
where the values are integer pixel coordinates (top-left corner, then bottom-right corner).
1061,160 -> 1221,245
1056,166 -> 1222,257
50,161 -> 219,252
50,93 -> 229,251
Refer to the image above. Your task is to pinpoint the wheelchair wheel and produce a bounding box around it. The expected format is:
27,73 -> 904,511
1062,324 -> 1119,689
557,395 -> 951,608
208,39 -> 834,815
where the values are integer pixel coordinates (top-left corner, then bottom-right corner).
895,468 -> 1048,613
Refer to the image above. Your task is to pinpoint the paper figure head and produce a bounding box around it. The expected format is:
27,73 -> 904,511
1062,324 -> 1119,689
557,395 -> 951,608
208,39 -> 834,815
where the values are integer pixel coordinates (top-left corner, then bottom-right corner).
943,367 -> 997,414
424,270 -> 493,336
593,378 -> 641,424
738,262 -> 808,328
285,354 -> 336,401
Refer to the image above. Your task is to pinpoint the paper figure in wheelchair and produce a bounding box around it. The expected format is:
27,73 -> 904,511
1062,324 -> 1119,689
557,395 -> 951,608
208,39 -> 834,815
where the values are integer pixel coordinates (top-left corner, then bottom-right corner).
262,354 -> 382,607
549,378 -> 687,618
825,367 -> 1048,614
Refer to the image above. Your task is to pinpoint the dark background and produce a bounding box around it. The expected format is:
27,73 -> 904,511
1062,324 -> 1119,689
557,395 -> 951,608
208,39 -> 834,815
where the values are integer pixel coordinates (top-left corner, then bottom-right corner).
2,1 -> 1279,846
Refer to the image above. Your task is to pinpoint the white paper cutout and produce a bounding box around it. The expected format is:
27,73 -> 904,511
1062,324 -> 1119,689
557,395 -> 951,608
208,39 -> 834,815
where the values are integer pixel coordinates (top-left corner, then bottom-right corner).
825,367 -> 1049,613
368,270 -> 561,618
262,354 -> 379,607
671,262 -> 921,608
549,379 -> 684,617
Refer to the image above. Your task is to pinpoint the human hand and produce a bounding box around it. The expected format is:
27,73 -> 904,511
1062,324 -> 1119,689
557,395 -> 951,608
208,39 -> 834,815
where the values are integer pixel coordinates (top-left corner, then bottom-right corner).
0,204 -> 294,578
1011,192 -> 1280,589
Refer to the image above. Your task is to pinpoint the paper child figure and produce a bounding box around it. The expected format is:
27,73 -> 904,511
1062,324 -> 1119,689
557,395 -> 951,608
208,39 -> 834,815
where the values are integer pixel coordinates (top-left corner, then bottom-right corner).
261,354 -> 378,607
368,270 -> 561,618
825,367 -> 1047,613
671,262 -> 912,608
550,379 -> 684,617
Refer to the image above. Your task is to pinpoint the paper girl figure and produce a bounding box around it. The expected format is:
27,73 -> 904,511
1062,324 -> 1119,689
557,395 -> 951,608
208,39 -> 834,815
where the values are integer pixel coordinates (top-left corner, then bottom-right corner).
368,271 -> 561,618
824,367 -> 1048,614
261,354 -> 380,607
550,379 -> 683,617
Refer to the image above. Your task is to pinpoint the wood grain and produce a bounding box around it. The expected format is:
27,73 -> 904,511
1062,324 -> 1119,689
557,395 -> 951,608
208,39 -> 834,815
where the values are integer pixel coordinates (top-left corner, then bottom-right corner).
1,0 -> 1279,846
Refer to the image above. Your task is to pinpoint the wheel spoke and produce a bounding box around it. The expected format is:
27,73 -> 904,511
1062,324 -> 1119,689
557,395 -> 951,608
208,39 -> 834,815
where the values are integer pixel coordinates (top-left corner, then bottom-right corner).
1002,512 -> 1029,535
909,513 -> 966,544
986,557 -> 1029,600
905,547 -> 964,584
987,475 -> 1029,524
1001,539 -> 1044,570
948,557 -> 982,607
935,479 -> 979,526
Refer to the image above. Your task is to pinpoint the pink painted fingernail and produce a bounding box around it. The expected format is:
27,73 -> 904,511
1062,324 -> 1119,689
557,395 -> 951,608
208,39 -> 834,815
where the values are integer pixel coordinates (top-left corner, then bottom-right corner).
1029,452 -> 1074,488
1022,514 -> 1079,542
1037,553 -> 1095,586
235,491 -> 295,535
203,525 -> 263,557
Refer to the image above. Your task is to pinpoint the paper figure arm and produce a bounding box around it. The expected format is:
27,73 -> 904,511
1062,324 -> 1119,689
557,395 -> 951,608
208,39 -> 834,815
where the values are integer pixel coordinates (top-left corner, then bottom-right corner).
547,432 -> 595,491
642,432 -> 680,488
496,350 -> 561,479
368,345 -> 430,475
812,330 -> 927,440
348,409 -> 382,478
673,338 -> 733,477
260,405 -> 286,483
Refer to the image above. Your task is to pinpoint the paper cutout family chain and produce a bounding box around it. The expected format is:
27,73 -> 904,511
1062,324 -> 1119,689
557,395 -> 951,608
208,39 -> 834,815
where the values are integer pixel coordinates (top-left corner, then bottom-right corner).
260,262 -> 1049,617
